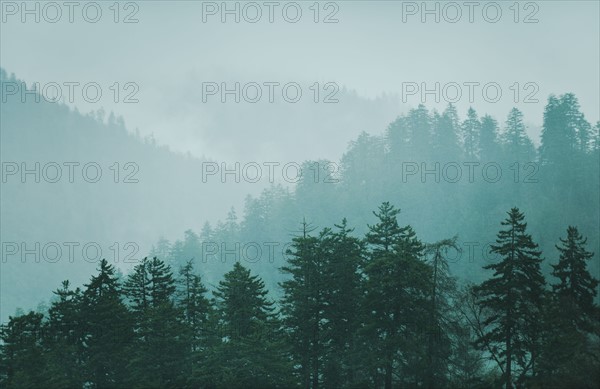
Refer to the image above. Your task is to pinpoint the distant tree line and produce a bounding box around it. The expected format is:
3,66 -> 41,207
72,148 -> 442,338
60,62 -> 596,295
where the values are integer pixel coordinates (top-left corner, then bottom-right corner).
1,203 -> 598,388
155,93 -> 599,293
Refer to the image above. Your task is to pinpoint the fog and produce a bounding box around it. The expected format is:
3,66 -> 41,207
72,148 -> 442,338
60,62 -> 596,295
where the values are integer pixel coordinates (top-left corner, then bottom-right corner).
1,2 -> 599,387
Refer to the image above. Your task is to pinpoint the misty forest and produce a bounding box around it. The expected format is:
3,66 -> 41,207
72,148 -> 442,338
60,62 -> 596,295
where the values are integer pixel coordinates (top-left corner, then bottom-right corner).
1,65 -> 599,389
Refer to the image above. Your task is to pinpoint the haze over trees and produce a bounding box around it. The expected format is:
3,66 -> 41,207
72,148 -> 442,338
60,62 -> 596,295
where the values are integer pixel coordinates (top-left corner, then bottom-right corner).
1,68 -> 599,388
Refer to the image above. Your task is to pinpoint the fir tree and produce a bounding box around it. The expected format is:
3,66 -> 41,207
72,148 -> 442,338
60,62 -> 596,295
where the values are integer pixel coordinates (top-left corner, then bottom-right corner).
0,312 -> 47,388
474,208 -> 546,388
81,259 -> 132,388
210,262 -> 293,388
44,280 -> 84,388
280,220 -> 326,388
462,107 -> 481,160
364,202 -> 430,388
536,226 -> 600,388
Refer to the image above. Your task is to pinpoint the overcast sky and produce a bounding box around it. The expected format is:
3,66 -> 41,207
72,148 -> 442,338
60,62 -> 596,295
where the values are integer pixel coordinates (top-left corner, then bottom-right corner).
2,0 -> 598,162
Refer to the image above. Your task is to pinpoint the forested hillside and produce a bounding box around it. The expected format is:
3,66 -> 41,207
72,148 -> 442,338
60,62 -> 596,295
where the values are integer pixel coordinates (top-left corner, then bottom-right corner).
1,68 -> 599,388
0,68 -> 399,321
155,94 -> 599,296
1,204 -> 598,388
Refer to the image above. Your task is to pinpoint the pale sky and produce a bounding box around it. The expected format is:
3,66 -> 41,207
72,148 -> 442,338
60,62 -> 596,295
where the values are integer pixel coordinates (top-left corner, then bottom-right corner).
2,0 -> 599,162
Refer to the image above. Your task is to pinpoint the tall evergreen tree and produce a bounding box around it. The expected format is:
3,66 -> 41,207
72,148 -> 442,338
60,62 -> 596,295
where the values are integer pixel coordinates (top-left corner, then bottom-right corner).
208,262 -> 293,388
474,208 -> 546,388
44,280 -> 84,388
462,107 -> 481,160
81,259 -> 132,388
536,226 -> 600,388
479,114 -> 501,161
124,257 -> 185,388
280,220 -> 325,389
364,202 -> 430,388
552,226 -> 598,330
423,237 -> 459,388
431,103 -> 462,161
123,256 -> 151,316
178,259 -> 211,351
502,108 -> 536,162
176,260 -> 212,386
321,219 -> 365,388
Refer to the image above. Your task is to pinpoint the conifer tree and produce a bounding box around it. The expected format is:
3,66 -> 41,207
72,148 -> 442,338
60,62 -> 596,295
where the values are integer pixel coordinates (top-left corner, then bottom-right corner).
280,220 -> 326,388
431,103 -> 462,161
474,208 -> 545,388
124,257 -> 185,388
479,114 -> 500,161
552,226 -> 598,328
209,262 -> 293,388
81,259 -> 132,388
423,238 -> 459,388
364,202 -> 430,388
462,107 -> 481,160
0,312 -> 47,389
321,219 -> 365,388
502,108 -> 535,162
536,226 -> 600,388
44,280 -> 84,388
178,259 -> 211,350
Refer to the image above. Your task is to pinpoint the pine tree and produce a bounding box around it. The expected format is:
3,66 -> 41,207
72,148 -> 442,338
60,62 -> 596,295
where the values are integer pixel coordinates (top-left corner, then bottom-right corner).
423,237 -> 459,388
178,260 -> 211,350
123,256 -> 151,316
81,259 -> 132,388
44,280 -> 84,388
462,107 -> 481,160
539,94 -> 590,172
124,257 -> 185,388
214,262 -> 275,339
339,132 -> 387,205
147,256 -> 176,306
149,237 -> 171,261
552,226 -> 598,330
363,202 -> 430,388
182,229 -> 202,266
176,260 -> 212,384
365,202 -> 403,256
0,312 -> 47,388
474,208 -> 546,388
502,108 -> 535,163
431,103 -> 463,162
536,226 -> 600,388
479,114 -> 501,161
321,219 -> 365,388
280,220 -> 326,389
406,104 -> 433,161
209,262 -> 293,388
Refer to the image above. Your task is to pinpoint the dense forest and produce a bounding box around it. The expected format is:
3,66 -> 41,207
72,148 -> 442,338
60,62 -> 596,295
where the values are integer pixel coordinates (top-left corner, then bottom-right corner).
1,204 -> 599,388
2,67 -> 599,388
0,68 -> 400,319
152,92 -> 599,297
